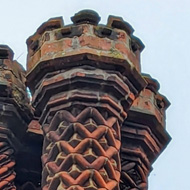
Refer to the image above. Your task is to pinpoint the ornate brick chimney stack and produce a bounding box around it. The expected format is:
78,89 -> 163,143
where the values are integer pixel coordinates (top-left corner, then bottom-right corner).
26,10 -> 147,190
21,9 -> 170,190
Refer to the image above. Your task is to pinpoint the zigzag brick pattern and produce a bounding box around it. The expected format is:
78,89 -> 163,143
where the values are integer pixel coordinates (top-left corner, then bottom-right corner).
42,107 -> 121,190
0,127 -> 16,190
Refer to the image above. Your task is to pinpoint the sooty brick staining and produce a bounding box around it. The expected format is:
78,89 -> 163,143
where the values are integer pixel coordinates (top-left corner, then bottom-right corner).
0,10 -> 171,190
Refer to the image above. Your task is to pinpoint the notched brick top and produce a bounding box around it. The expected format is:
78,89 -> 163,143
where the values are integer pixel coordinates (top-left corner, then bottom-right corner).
26,10 -> 145,77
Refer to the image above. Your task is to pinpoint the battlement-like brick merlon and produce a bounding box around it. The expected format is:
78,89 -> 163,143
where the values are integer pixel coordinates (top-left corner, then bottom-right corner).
26,10 -> 146,95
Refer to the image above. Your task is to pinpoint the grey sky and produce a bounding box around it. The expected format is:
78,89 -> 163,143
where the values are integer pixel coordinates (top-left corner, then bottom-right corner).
0,0 -> 189,189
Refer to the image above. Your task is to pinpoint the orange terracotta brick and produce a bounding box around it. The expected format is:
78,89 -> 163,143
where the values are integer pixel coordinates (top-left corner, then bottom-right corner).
41,41 -> 63,56
79,35 -> 112,51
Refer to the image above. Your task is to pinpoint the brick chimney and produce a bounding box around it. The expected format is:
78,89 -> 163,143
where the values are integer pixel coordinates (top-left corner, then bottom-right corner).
0,45 -> 32,190
26,10 -> 147,190
0,10 -> 170,190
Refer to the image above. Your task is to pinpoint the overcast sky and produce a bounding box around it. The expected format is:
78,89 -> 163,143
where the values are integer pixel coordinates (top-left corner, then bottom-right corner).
0,0 -> 189,189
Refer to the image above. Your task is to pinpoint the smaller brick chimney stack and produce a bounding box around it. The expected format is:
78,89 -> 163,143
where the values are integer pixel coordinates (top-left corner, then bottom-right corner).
0,45 -> 32,190
121,74 -> 171,189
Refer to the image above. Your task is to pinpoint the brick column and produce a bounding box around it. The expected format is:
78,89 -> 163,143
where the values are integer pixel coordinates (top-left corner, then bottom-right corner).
0,45 -> 32,190
120,75 -> 171,190
26,10 -> 146,190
